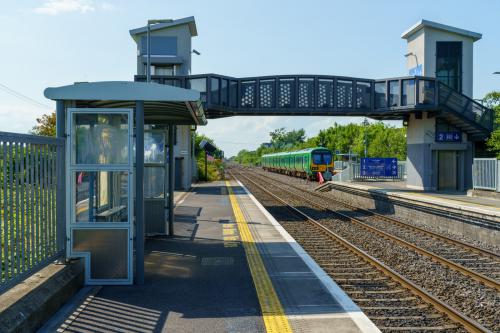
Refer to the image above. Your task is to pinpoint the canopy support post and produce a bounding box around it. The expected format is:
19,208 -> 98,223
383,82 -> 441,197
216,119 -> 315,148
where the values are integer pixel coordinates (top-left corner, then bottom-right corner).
135,100 -> 145,285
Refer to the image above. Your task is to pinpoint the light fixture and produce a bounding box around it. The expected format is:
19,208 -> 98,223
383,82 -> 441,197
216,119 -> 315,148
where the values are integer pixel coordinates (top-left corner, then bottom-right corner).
192,49 -> 201,55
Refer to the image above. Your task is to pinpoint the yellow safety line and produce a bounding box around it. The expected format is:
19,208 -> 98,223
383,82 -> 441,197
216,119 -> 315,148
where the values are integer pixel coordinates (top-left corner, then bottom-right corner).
225,181 -> 293,333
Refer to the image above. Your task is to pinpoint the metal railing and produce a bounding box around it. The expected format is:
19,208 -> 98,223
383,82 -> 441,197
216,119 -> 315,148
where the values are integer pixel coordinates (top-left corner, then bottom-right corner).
0,132 -> 65,293
135,74 -> 494,138
438,83 -> 494,133
472,158 -> 499,191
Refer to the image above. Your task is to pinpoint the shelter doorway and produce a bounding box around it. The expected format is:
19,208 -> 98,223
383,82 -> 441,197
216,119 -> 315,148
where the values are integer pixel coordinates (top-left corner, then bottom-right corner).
438,150 -> 458,191
66,108 -> 134,285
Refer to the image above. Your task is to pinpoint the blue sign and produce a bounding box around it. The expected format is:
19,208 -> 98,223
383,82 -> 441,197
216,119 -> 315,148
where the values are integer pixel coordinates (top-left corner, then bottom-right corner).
361,158 -> 398,177
436,131 -> 461,142
409,64 -> 422,76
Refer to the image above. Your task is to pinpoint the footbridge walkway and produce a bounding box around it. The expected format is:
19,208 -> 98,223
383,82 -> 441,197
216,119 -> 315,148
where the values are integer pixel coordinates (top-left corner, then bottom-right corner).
136,74 -> 494,139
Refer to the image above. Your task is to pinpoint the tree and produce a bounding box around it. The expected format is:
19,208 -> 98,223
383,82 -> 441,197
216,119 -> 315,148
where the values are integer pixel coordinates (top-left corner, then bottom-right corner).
485,91 -> 500,158
269,128 -> 305,149
31,112 -> 56,136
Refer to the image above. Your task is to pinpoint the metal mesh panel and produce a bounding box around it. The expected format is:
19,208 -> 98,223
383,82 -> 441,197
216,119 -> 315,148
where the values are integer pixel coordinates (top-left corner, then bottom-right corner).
318,79 -> 334,108
298,79 -> 314,108
240,81 -> 256,108
259,80 -> 274,108
278,79 -> 294,108
356,82 -> 371,109
337,80 -> 353,108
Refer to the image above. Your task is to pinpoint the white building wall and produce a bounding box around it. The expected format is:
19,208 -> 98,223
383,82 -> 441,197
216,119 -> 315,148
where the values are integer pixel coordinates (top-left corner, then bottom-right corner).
405,27 -> 475,98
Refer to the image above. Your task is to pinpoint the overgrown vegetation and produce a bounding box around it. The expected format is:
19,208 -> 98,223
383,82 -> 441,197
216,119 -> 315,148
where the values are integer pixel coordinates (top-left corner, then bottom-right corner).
31,112 -> 56,137
194,133 -> 225,181
232,121 -> 407,166
485,91 -> 500,158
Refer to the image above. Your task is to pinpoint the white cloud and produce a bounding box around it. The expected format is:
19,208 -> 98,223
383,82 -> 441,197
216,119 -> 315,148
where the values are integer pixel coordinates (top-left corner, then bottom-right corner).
0,104 -> 52,134
34,0 -> 113,15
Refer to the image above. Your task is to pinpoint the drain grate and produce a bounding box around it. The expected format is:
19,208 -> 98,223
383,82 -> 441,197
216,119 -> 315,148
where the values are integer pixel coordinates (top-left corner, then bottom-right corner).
201,257 -> 235,266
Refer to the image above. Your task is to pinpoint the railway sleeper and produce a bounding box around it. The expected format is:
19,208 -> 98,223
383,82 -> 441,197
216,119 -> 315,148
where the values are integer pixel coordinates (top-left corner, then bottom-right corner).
352,296 -> 418,302
348,289 -> 408,294
375,324 -> 459,332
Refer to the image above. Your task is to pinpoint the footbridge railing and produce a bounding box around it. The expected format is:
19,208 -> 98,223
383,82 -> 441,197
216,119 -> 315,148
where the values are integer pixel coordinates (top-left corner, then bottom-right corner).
136,74 -> 493,137
0,132 -> 65,293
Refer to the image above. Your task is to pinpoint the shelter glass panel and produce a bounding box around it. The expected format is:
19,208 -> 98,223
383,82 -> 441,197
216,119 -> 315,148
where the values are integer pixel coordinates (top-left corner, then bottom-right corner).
356,82 -> 371,109
221,79 -> 229,106
72,113 -> 129,165
402,79 -> 415,106
229,80 -> 238,107
336,80 -> 353,108
317,79 -> 334,108
145,132 -> 164,164
211,78 -> 220,104
74,171 -> 128,223
388,81 -> 400,107
163,79 -> 182,87
436,41 -> 462,93
375,82 -> 387,109
187,78 -> 207,103
418,80 -> 435,105
144,167 -> 164,198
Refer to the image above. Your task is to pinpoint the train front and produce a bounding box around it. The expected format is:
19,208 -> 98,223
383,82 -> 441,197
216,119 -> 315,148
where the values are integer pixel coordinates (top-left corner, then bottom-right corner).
311,149 -> 333,181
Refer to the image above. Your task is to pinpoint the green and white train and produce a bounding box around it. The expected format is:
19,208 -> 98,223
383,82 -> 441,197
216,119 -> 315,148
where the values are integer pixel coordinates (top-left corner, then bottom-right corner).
261,147 -> 333,180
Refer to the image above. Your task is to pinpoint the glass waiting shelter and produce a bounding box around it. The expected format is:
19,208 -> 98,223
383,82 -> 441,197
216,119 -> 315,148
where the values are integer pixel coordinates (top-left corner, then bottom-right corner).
44,81 -> 206,285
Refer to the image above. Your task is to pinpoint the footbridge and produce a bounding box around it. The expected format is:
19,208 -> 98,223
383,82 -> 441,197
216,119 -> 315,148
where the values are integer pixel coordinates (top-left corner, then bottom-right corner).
136,74 -> 494,139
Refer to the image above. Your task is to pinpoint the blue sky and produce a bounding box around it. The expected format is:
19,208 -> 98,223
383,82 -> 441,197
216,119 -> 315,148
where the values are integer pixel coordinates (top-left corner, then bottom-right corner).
1,0 -> 499,156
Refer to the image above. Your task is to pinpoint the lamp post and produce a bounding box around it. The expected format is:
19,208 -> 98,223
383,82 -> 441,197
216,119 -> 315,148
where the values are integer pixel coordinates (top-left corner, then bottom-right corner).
404,52 -> 419,75
146,19 -> 172,82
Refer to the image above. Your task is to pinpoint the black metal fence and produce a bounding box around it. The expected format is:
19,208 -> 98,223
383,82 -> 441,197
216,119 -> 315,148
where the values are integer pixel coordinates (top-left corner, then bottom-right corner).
0,132 -> 65,293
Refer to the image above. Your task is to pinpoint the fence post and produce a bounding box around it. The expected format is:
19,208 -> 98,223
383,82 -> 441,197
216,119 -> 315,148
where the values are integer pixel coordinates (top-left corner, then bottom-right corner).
497,160 -> 500,192
55,100 -> 66,256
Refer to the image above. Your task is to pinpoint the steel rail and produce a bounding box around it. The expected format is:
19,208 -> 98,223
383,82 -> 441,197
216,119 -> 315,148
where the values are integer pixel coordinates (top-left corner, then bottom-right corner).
231,170 -> 490,333
244,168 -> 500,291
256,168 -> 499,261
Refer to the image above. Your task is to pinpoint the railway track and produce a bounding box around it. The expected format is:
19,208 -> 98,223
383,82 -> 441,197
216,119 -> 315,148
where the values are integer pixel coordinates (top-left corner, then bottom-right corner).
249,168 -> 500,287
230,168 -> 496,332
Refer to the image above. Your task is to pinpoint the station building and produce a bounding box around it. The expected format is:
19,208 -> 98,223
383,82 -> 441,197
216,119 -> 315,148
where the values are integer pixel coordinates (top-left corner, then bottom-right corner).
129,17 -> 199,192
402,20 -> 483,191
42,16 -> 493,286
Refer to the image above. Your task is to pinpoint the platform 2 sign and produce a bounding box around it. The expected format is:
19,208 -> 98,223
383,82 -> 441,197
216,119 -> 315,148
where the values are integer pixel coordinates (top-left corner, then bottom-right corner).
436,131 -> 461,143
360,158 -> 398,177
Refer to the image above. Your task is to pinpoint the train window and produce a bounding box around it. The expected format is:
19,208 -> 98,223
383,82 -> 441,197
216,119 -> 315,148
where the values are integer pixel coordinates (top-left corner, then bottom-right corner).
312,153 -> 322,164
323,153 -> 332,164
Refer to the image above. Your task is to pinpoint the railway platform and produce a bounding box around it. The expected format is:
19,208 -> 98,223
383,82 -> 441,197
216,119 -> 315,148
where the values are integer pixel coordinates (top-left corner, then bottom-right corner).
317,180 -> 500,247
327,180 -> 500,218
40,180 -> 379,333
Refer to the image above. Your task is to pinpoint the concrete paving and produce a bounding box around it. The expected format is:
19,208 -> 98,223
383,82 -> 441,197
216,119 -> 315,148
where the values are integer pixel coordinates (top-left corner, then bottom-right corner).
41,181 -> 378,333
346,180 -> 500,215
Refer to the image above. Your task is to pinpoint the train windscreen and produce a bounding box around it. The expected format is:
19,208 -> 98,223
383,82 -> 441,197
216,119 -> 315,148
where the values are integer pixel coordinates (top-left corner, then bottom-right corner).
312,152 -> 332,164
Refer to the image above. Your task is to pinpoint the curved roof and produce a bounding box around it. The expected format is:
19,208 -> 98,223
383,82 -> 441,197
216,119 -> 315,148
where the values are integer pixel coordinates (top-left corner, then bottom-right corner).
44,81 -> 200,102
44,81 -> 206,125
